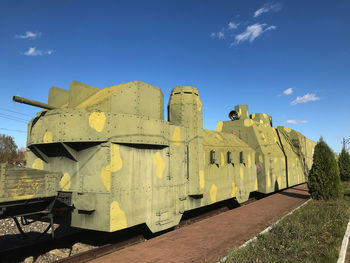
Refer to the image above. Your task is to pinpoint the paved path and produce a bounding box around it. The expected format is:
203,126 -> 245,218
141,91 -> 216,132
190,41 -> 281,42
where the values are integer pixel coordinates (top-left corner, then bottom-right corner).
346,238 -> 350,263
90,184 -> 310,263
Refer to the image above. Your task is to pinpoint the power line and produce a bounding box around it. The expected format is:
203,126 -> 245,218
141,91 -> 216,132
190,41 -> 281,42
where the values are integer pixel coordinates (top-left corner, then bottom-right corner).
0,107 -> 33,117
0,112 -> 28,121
0,114 -> 28,123
0,128 -> 26,133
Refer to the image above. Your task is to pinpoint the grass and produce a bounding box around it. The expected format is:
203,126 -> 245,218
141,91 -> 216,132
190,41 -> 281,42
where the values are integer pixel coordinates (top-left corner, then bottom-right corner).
225,181 -> 350,263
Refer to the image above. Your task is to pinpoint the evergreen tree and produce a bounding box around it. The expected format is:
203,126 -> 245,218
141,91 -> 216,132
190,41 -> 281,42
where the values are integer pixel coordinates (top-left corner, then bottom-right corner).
339,147 -> 350,181
308,137 -> 343,200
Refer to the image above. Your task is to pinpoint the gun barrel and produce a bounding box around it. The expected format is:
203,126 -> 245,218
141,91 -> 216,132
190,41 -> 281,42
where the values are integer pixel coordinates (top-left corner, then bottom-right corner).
13,96 -> 56,110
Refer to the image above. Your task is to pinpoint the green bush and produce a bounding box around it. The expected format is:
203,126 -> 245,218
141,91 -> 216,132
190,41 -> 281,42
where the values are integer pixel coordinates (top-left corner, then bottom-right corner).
308,137 -> 343,200
339,147 -> 350,181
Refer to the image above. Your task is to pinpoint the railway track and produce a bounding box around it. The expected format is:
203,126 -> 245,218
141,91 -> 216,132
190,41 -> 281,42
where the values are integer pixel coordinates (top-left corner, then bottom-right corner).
0,223 -> 145,262
0,228 -> 83,262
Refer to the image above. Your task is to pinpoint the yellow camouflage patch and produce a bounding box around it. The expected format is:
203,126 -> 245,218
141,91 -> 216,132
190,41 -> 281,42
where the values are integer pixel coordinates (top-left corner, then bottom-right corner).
89,112 -> 106,132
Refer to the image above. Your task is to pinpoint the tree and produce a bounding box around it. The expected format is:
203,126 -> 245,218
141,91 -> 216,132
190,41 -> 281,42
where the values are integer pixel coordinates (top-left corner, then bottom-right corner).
339,147 -> 350,181
0,134 -> 18,163
308,137 -> 343,200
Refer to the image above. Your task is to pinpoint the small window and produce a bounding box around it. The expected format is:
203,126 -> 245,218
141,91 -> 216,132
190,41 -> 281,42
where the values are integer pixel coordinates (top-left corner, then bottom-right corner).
184,92 -> 192,94
227,151 -> 233,164
210,150 -> 216,164
240,151 -> 246,165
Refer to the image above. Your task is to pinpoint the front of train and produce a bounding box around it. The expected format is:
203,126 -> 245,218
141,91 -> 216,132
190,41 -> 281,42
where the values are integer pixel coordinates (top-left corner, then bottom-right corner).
23,80 -> 168,232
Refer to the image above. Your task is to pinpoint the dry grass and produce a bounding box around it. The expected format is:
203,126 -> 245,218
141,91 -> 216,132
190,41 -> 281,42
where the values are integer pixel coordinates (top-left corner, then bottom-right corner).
225,181 -> 350,263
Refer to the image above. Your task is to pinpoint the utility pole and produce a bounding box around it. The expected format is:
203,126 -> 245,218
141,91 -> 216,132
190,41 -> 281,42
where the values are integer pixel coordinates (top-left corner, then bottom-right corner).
342,137 -> 350,151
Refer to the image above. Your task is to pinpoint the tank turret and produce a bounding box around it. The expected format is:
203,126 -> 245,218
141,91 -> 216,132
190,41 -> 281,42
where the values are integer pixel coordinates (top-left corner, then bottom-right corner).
228,105 -> 249,121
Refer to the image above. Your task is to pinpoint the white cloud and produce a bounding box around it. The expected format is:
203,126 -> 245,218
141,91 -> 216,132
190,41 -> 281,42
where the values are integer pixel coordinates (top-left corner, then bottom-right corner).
228,22 -> 239,30
24,47 -> 42,56
23,47 -> 53,56
283,88 -> 293,95
15,31 -> 41,39
210,32 -> 225,39
284,120 -> 308,125
254,2 -> 282,17
291,93 -> 320,105
234,23 -> 276,45
265,25 -> 277,31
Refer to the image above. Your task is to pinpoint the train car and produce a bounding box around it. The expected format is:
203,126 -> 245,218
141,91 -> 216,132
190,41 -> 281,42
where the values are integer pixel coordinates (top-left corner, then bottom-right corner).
0,80 -> 316,235
217,105 -> 316,194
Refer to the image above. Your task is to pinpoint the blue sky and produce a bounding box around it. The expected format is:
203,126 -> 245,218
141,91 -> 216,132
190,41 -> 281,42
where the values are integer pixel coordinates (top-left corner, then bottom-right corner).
0,0 -> 349,152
